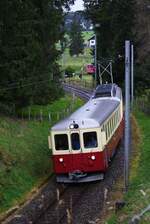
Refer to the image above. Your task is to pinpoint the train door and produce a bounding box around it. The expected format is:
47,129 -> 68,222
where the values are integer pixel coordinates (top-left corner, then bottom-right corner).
70,131 -> 83,171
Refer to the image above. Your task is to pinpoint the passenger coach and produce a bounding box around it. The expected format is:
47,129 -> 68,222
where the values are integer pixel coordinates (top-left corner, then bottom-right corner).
48,84 -> 124,182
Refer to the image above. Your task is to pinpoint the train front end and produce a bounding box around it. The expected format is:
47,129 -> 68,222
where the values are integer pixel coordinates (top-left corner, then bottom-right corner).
48,119 -> 106,183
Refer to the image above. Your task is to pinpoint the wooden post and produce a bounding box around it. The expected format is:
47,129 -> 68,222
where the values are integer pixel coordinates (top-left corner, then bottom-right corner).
28,107 -> 31,121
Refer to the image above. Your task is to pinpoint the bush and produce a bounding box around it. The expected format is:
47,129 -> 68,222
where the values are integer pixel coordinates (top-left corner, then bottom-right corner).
135,56 -> 150,95
0,103 -> 15,116
64,66 -> 75,77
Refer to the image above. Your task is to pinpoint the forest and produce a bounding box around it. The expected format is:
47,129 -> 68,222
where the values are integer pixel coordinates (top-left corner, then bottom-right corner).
0,0 -> 149,112
0,0 -> 149,220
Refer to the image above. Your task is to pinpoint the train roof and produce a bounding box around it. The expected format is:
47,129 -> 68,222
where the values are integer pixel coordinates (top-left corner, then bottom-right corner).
51,84 -> 122,131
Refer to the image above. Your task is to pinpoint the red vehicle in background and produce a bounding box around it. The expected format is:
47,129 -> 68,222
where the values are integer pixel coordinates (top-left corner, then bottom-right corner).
86,64 -> 96,74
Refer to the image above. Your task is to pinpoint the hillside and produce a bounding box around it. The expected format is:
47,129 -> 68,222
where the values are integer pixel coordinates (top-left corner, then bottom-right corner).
0,96 -> 84,214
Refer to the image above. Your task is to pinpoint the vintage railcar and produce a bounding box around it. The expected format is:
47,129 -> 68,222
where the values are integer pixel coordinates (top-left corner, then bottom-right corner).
48,84 -> 124,183
85,64 -> 96,74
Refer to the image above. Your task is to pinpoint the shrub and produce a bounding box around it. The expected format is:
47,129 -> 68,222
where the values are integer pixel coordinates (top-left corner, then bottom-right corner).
65,66 -> 75,77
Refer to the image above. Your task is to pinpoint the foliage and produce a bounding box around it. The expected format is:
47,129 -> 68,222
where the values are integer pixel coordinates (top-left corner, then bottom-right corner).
0,0 -> 74,110
84,0 -> 136,86
107,111 -> 150,223
69,17 -> 84,56
60,39 -> 93,74
82,31 -> 94,41
65,66 -> 75,77
135,56 -> 150,95
123,111 -> 150,223
64,10 -> 92,32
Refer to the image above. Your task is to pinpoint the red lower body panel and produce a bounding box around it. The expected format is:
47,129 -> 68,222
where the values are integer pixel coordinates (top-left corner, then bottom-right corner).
53,151 -> 106,174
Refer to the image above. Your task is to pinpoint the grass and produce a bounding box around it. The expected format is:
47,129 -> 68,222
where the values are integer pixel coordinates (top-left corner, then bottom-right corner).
106,110 -> 150,224
59,31 -> 94,72
0,119 -> 50,212
61,48 -> 93,72
20,95 -> 80,117
56,30 -> 95,76
66,74 -> 93,82
0,96 -> 84,214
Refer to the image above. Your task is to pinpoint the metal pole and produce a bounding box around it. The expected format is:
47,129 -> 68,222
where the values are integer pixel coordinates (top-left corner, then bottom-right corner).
95,34 -> 97,87
124,40 -> 131,191
110,61 -> 113,84
131,44 -> 134,106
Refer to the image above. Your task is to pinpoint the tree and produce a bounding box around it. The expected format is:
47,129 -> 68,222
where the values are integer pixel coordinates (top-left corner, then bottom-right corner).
84,0 -> 136,86
135,56 -> 150,95
0,0 -> 74,111
69,17 -> 84,56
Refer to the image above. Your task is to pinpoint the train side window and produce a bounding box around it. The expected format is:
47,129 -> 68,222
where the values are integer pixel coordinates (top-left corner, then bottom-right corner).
83,132 -> 98,148
108,122 -> 110,138
118,109 -> 120,120
110,120 -> 112,135
110,122 -> 111,136
103,124 -> 107,140
112,116 -> 114,131
113,87 -> 116,96
116,110 -> 118,123
107,123 -> 109,139
112,118 -> 114,131
71,133 -> 80,150
117,110 -> 119,122
113,114 -> 115,129
54,134 -> 69,150
108,121 -> 110,138
105,124 -> 108,140
115,112 -> 117,126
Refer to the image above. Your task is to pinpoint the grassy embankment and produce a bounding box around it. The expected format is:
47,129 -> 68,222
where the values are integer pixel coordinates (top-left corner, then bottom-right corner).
107,111 -> 150,224
0,96 -> 84,215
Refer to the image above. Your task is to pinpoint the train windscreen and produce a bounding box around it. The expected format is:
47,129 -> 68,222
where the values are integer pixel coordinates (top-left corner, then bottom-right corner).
83,132 -> 98,148
94,92 -> 111,98
54,134 -> 69,150
71,133 -> 80,150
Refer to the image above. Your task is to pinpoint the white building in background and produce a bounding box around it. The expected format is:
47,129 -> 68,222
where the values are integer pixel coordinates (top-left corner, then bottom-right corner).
88,35 -> 95,47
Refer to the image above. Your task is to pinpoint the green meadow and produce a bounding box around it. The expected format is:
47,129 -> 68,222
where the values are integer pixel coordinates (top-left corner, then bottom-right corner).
107,111 -> 150,224
60,31 -> 94,72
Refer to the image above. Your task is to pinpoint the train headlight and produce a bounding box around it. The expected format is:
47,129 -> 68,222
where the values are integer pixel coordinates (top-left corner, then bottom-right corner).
91,155 -> 96,160
59,158 -> 64,162
70,124 -> 74,129
69,121 -> 79,129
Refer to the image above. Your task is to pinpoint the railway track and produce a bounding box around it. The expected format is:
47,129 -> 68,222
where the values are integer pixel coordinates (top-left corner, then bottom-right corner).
34,142 -> 124,224
5,84 -> 124,224
63,83 -> 93,100
36,183 -> 89,224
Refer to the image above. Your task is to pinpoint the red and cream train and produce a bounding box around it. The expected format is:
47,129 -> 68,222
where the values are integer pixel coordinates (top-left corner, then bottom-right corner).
48,84 -> 124,182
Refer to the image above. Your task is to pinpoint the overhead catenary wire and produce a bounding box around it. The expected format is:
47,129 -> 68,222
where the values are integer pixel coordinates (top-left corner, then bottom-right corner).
0,72 -> 55,91
0,78 -> 54,93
